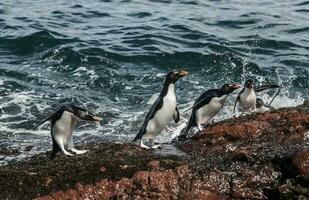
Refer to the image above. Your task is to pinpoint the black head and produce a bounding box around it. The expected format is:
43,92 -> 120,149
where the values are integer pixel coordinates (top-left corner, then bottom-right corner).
164,70 -> 188,85
245,79 -> 254,89
220,83 -> 241,94
256,98 -> 264,108
69,105 -> 102,122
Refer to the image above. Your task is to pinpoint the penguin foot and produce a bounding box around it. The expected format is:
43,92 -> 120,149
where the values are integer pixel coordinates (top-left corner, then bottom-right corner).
63,151 -> 74,156
71,148 -> 88,154
151,144 -> 161,149
140,141 -> 151,150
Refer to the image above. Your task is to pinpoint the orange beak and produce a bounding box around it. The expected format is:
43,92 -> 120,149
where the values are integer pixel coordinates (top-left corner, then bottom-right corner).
178,70 -> 189,77
93,116 -> 102,124
234,83 -> 242,89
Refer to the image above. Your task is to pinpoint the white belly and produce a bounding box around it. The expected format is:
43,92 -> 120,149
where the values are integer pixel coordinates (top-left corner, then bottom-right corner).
52,111 -> 73,145
196,95 -> 227,124
144,84 -> 176,139
240,89 -> 256,111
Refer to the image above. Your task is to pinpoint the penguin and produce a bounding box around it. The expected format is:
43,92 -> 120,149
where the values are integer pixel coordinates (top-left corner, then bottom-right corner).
233,79 -> 256,113
133,70 -> 188,149
255,83 -> 281,112
233,80 -> 280,113
33,104 -> 102,159
255,98 -> 273,112
184,83 -> 241,134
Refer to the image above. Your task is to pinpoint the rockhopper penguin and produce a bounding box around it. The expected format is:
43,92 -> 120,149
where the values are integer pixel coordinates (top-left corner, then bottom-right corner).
233,79 -> 280,113
33,104 -> 102,159
133,70 -> 188,149
234,79 -> 256,113
185,83 -> 241,134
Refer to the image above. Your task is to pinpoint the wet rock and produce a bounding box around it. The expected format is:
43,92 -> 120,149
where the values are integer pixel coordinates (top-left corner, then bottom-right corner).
147,160 -> 160,171
25,145 -> 33,152
0,147 -> 20,156
184,189 -> 228,200
231,165 -> 280,199
202,171 -> 230,194
0,101 -> 308,199
293,149 -> 309,181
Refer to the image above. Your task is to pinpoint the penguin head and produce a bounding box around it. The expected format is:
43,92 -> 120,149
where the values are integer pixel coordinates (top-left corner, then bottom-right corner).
70,106 -> 102,123
165,70 -> 189,84
256,98 -> 264,108
245,79 -> 254,89
220,83 -> 241,94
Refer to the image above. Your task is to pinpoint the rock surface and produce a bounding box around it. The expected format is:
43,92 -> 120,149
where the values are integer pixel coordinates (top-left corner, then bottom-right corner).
0,101 -> 308,200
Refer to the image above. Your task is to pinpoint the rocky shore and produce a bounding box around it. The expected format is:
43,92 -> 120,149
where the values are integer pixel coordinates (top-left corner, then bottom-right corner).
0,101 -> 308,200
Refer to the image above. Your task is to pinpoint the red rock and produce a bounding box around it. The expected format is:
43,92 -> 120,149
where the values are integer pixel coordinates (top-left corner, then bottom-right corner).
94,179 -> 115,199
149,170 -> 179,197
202,171 -> 230,194
293,149 -> 309,181
35,196 -> 54,200
147,160 -> 160,171
75,183 -> 83,191
231,166 -> 280,199
2,102 -> 309,200
185,189 -> 228,200
133,171 -> 149,191
114,178 -> 133,198
51,191 -> 66,200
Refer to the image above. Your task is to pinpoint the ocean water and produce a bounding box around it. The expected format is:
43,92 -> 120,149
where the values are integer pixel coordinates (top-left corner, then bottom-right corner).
0,0 -> 308,165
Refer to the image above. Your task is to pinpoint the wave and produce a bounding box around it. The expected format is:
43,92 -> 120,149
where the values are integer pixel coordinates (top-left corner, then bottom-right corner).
0,31 -> 79,55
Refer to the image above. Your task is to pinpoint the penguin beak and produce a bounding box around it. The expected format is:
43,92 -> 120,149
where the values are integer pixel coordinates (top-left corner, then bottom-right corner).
93,116 -> 102,124
233,84 -> 242,89
177,70 -> 189,78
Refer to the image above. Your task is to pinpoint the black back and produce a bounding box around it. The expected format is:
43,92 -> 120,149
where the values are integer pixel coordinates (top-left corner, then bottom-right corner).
233,87 -> 245,113
32,104 -> 94,130
185,88 -> 222,134
255,84 -> 280,92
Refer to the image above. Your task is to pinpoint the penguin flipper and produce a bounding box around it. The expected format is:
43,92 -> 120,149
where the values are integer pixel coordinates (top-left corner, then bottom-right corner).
233,95 -> 240,113
32,105 -> 67,130
184,113 -> 194,135
32,112 -> 57,130
255,84 -> 280,92
183,89 -> 220,134
173,107 -> 180,123
233,87 -> 244,113
268,84 -> 281,107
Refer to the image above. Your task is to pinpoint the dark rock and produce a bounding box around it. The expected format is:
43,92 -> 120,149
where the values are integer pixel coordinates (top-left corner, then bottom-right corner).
0,147 -> 20,156
25,146 -> 33,152
293,149 -> 309,181
0,101 -> 308,199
